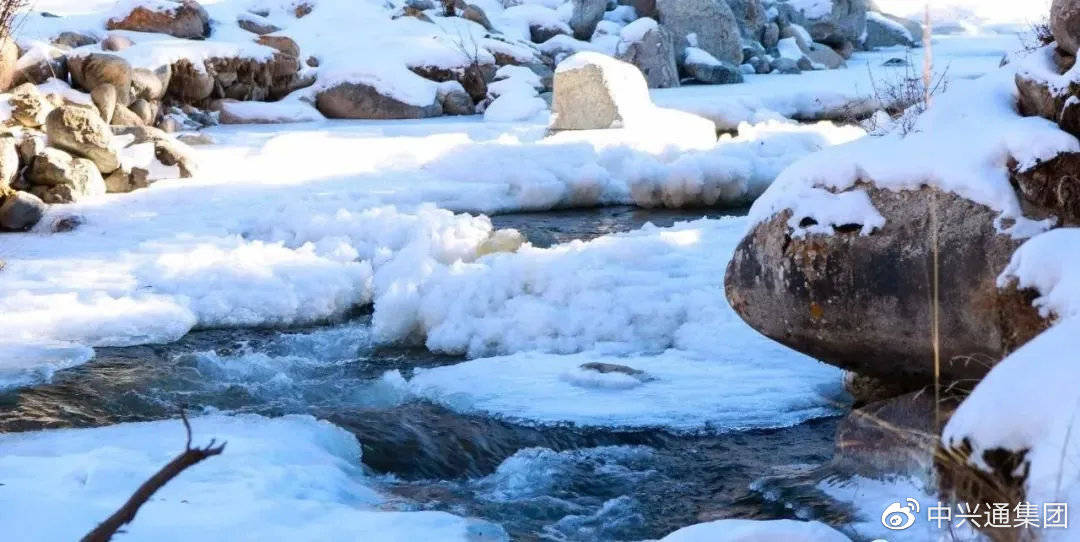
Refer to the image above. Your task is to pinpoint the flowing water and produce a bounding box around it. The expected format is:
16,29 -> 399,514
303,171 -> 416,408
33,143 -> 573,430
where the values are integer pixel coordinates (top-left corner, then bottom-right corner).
0,206 -> 854,541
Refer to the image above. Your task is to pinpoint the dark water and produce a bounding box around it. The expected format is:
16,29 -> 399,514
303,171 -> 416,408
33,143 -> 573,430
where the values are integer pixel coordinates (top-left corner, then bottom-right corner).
0,206 -> 851,541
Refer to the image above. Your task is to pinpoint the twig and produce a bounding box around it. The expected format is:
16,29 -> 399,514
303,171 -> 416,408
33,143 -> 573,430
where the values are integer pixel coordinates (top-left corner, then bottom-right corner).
81,411 -> 226,542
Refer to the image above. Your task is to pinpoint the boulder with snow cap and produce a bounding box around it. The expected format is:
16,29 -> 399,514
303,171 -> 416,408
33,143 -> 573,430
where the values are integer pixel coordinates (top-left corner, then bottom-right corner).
725,185 -> 1050,389
778,0 -> 867,50
1052,0 -> 1080,56
45,105 -> 121,174
682,46 -> 743,83
316,81 -> 444,119
14,44 -> 68,86
52,31 -> 97,49
615,18 -> 680,89
106,0 -> 211,40
549,52 -> 654,130
656,0 -> 743,65
864,11 -> 921,49
0,189 -> 46,231
1015,49 -> 1080,138
806,42 -> 846,69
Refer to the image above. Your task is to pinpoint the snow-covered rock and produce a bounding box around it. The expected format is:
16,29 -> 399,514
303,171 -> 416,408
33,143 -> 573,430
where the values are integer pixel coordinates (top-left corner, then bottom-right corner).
316,81 -> 443,119
550,52 -> 655,130
0,190 -> 47,232
682,46 -> 743,84
45,105 -> 121,174
27,147 -> 107,203
614,18 -> 680,89
779,0 -> 868,50
106,0 -> 211,39
568,0 -> 606,40
864,11 -> 920,49
656,0 -> 744,65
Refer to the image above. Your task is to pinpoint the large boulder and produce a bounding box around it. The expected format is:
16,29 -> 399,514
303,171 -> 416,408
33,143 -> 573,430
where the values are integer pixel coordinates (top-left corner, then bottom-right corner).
656,0 -> 743,65
0,38 -> 17,92
106,0 -> 211,39
682,46 -> 743,83
1011,153 -> 1080,226
69,53 -> 133,106
27,147 -> 107,203
549,52 -> 653,130
45,105 -> 121,174
13,44 -> 67,86
569,0 -> 606,40
9,83 -> 54,127
615,18 -> 680,89
0,189 -> 46,231
864,11 -> 921,48
316,81 -> 443,119
1016,56 -> 1080,138
779,0 -> 867,50
1052,0 -> 1080,56
725,185 -> 1049,388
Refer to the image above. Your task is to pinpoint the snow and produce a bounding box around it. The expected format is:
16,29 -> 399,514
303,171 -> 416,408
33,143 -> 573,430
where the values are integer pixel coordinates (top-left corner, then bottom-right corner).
777,37 -> 805,61
746,61 -> 1079,239
0,413 -> 504,541
618,17 -> 657,44
484,92 -> 549,122
783,0 -> 834,20
875,0 -> 1050,29
660,519 -> 850,542
944,229 -> 1080,515
219,99 -> 325,124
684,47 -> 721,67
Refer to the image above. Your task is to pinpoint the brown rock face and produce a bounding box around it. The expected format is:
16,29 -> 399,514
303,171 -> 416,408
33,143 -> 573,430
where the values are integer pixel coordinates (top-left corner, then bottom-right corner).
70,53 -> 134,106
106,0 -> 210,39
724,185 -> 1049,388
316,82 -> 443,119
1016,71 -> 1080,138
1012,153 -> 1080,226
1052,0 -> 1080,55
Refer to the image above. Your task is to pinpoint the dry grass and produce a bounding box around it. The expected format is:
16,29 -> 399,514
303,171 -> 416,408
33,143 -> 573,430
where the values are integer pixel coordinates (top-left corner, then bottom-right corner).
0,0 -> 28,41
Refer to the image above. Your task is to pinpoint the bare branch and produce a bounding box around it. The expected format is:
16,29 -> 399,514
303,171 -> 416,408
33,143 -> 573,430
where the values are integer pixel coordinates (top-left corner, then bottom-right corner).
81,411 -> 226,542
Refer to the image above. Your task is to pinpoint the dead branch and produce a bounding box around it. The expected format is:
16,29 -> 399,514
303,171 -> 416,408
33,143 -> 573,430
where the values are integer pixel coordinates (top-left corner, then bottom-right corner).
81,411 -> 226,542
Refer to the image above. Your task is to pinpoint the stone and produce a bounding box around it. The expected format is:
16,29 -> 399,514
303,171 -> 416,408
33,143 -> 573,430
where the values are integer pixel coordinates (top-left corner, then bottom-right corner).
70,53 -> 133,106
748,55 -> 770,74
52,31 -> 97,49
770,56 -> 801,74
438,85 -> 475,115
166,59 -> 215,102
1052,0 -> 1080,56
256,35 -> 301,59
615,20 -> 680,88
316,81 -> 443,119
462,4 -> 495,31
779,0 -> 867,49
530,24 -> 567,44
101,34 -> 134,52
780,23 -> 812,54
104,166 -> 150,193
130,98 -> 156,125
762,21 -> 780,49
153,134 -> 199,178
725,0 -> 767,41
27,148 -> 106,203
106,0 -> 211,39
0,190 -> 46,231
91,84 -> 118,124
17,134 -> 45,165
683,50 -> 744,83
1011,153 -> 1080,226
631,0 -> 657,18
14,44 -> 68,86
0,136 -> 17,188
569,0 -> 606,40
238,15 -> 281,35
656,0 -> 743,65
1016,70 -> 1080,138
45,105 -> 121,174
864,12 -> 921,49
10,83 -> 54,127
806,42 -> 845,69
549,52 -> 652,131
111,104 -> 146,127
0,38 -> 17,92
724,185 -> 1050,388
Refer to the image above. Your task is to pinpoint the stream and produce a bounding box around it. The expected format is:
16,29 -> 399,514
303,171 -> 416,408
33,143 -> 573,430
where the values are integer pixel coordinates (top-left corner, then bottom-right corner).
0,206 -> 855,541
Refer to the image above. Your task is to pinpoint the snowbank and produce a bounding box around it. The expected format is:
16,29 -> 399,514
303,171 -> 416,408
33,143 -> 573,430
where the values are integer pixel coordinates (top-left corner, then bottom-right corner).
660,519 -> 849,541
0,414 -> 504,541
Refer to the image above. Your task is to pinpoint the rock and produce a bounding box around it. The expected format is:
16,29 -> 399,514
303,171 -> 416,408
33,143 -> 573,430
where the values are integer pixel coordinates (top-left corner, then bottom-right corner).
1052,0 -> 1080,56
407,0 -> 436,10
615,19 -> 680,88
45,105 -> 121,174
779,0 -> 867,49
834,391 -> 951,478
656,0 -> 743,65
154,136 -> 198,178
256,35 -> 301,59
462,4 -> 495,31
437,82 -> 475,115
101,34 -> 134,52
14,44 -> 68,86
52,31 -> 97,49
864,12 -> 920,48
176,133 -> 215,146
569,0 -> 606,40
316,81 -> 443,119
1016,70 -> 1080,138
631,0 -> 657,18
238,15 -> 281,35
294,2 -> 314,17
549,52 -> 653,130
0,190 -> 46,231
104,166 -> 150,193
17,133 -> 46,165
770,56 -> 801,74
91,84 -> 118,124
0,38 -> 17,92
70,53 -> 133,106
724,185 -> 1049,388
725,0 -> 767,41
806,42 -> 845,69
530,24 -> 567,44
166,59 -> 215,102
762,21 -> 780,49
131,66 -> 169,101
1011,153 -> 1080,226
130,98 -> 156,125
0,136 -> 17,188
780,23 -> 812,54
10,83 -> 54,127
682,47 -> 743,83
27,148 -> 106,203
106,0 -> 211,39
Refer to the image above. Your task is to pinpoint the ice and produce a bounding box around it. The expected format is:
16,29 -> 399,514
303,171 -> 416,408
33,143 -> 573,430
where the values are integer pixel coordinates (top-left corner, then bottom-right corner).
0,413 -> 504,541
659,518 -> 850,541
0,341 -> 95,390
